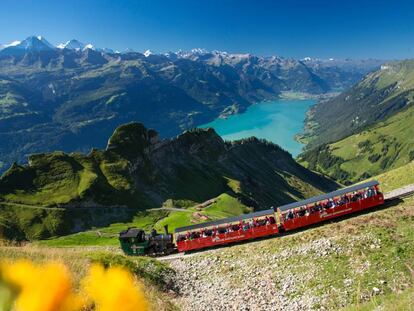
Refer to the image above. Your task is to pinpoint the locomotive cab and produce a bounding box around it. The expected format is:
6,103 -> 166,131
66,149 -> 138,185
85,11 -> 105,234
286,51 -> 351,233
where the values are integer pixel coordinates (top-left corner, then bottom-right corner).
119,226 -> 176,256
119,228 -> 149,255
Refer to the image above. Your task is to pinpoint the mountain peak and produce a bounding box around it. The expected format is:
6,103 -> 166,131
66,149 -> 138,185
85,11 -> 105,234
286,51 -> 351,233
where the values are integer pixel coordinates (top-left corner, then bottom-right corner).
57,39 -> 85,51
190,48 -> 208,54
123,48 -> 135,54
143,49 -> 153,57
82,43 -> 95,51
0,36 -> 54,55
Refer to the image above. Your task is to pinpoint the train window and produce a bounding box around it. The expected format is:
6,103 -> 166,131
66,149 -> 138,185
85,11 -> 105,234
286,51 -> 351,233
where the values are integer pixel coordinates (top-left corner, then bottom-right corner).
218,227 -> 227,234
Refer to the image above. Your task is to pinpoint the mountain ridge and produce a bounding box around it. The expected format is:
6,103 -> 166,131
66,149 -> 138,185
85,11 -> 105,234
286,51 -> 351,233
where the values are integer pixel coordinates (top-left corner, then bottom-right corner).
0,35 -> 384,173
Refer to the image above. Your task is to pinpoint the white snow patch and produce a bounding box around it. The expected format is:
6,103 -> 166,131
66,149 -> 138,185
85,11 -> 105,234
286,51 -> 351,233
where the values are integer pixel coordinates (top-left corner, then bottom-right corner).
143,49 -> 153,57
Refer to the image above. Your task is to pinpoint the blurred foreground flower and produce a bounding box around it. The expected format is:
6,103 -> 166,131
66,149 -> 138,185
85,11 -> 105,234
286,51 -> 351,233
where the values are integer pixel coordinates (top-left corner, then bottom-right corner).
0,260 -> 82,311
0,260 -> 148,311
82,264 -> 148,311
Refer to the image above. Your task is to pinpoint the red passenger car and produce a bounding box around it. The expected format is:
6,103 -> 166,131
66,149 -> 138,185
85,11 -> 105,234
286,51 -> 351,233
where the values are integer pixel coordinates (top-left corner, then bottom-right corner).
277,180 -> 384,232
174,180 -> 384,253
175,209 -> 278,252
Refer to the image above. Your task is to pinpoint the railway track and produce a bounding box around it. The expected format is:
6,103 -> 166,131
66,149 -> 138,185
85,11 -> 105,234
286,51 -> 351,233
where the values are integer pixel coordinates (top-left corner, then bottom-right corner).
159,183 -> 414,261
384,184 -> 414,200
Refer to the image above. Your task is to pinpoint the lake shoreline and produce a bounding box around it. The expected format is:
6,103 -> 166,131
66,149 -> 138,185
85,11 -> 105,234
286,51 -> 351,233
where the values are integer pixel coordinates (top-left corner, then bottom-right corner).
200,98 -> 317,157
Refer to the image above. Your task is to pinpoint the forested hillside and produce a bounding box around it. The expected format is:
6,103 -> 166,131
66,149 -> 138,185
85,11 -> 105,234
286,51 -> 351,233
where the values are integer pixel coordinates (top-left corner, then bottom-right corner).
300,60 -> 414,184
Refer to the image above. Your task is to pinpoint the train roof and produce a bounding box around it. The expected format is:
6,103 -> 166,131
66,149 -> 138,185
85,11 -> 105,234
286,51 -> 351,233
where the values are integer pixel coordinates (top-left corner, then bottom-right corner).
278,180 -> 379,212
119,227 -> 144,238
174,208 -> 275,233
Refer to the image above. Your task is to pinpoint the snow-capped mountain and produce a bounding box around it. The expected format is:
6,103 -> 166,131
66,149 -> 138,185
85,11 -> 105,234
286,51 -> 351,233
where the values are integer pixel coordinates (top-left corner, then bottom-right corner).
143,49 -> 153,57
0,36 -> 384,82
57,39 -> 85,51
96,47 -> 114,54
0,36 -> 115,55
123,48 -> 135,54
5,41 -> 21,47
13,36 -> 54,51
82,44 -> 95,51
0,36 -> 55,55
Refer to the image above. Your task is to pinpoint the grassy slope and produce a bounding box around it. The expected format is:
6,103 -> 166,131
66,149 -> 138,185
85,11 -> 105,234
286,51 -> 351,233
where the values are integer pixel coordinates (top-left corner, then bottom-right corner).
38,193 -> 252,247
0,151 -> 136,207
303,60 -> 414,149
298,104 -> 414,184
343,287 -> 414,311
362,161 -> 414,193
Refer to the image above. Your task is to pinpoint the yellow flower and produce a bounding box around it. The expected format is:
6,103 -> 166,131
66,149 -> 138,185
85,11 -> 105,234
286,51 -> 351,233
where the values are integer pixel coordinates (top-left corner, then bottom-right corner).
82,264 -> 148,311
1,260 -> 82,311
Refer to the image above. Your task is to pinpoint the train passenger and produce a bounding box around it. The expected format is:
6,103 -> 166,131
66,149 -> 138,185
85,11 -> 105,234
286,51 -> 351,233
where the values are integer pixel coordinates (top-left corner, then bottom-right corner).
232,224 -> 240,231
288,210 -> 294,220
351,192 -> 361,202
249,219 -> 254,228
269,216 -> 276,224
227,224 -> 233,232
366,187 -> 376,198
253,218 -> 258,227
204,229 -> 213,237
311,203 -> 320,213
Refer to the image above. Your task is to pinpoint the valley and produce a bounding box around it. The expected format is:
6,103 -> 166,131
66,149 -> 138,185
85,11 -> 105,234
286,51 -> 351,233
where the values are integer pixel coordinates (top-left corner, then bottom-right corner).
0,36 -> 383,173
299,60 -> 414,185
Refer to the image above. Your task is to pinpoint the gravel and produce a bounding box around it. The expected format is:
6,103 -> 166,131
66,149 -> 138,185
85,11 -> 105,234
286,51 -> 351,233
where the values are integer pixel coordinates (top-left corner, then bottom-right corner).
167,237 -> 345,311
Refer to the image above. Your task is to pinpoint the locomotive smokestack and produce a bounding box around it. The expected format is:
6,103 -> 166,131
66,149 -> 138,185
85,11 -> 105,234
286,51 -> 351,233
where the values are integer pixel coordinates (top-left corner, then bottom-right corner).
164,225 -> 169,235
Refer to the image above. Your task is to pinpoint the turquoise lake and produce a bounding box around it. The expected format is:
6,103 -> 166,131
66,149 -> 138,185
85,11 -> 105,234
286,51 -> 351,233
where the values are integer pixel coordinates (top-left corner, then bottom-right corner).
200,99 -> 315,157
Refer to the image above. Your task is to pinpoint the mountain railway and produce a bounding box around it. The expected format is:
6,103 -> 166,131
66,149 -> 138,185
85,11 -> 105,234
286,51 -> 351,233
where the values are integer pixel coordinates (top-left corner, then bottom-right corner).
119,181 -> 414,257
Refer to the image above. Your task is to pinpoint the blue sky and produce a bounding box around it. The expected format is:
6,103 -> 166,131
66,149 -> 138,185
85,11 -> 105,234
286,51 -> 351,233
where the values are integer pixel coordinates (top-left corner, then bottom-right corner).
1,0 -> 414,59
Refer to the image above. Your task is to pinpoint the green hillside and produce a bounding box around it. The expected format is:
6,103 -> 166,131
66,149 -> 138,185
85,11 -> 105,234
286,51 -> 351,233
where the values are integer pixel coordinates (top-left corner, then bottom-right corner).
0,122 -> 337,241
37,193 -> 251,247
299,60 -> 414,184
362,161 -> 414,193
299,105 -> 414,184
303,60 -> 414,149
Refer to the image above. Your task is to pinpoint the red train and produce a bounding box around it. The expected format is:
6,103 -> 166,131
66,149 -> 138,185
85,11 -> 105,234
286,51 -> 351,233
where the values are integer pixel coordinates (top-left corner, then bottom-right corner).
175,180 -> 384,253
